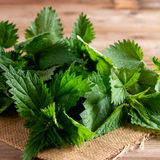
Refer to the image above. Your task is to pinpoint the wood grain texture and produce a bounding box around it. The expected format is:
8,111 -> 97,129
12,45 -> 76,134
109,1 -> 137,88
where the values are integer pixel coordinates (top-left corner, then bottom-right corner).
0,141 -> 40,160
117,135 -> 160,160
0,0 -> 160,160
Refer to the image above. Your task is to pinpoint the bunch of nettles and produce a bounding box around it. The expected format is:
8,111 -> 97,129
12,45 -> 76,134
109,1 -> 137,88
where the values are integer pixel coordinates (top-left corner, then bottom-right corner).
0,6 -> 160,160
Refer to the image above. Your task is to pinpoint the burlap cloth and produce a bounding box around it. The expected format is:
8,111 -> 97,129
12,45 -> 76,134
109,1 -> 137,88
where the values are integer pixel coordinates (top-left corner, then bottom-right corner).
0,106 -> 159,160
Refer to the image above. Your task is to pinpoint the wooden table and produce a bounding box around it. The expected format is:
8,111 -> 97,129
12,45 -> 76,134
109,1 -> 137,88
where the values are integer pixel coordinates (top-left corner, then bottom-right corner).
1,0 -> 160,159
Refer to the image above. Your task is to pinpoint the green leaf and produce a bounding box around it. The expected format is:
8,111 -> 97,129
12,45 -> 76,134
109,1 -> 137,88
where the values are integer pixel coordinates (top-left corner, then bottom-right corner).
36,65 -> 60,81
150,56 -> 160,71
155,76 -> 160,93
128,67 -> 158,95
129,107 -> 160,130
57,109 -> 97,147
21,53 -> 37,70
127,87 -> 150,99
67,61 -> 90,79
49,71 -> 63,97
50,70 -> 91,111
80,72 -> 112,132
37,41 -> 77,70
15,33 -> 50,54
110,67 -> 141,105
77,36 -> 113,73
25,6 -> 63,43
0,63 -> 53,118
0,52 -> 13,63
140,92 -> 160,112
23,102 -> 97,160
0,74 -> 7,90
126,95 -> 150,121
0,92 -> 13,113
138,67 -> 158,93
96,103 -> 129,136
10,61 -> 27,71
18,36 -> 77,70
0,50 -> 21,64
128,90 -> 160,130
71,12 -> 95,43
0,46 -> 4,53
22,103 -> 64,160
22,129 -> 59,160
87,71 -> 111,94
0,21 -> 19,48
1,64 -> 94,159
103,39 -> 144,68
63,37 -> 75,51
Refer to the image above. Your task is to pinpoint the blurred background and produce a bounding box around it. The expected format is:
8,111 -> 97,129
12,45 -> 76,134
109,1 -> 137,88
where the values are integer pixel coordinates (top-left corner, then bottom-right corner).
1,0 -> 160,67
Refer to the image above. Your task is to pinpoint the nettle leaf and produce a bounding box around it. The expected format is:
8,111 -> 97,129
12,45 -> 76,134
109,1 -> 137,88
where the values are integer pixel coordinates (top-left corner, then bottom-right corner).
126,95 -> 149,122
110,67 -> 141,105
0,52 -> 13,63
128,87 -> 150,100
15,33 -> 50,54
23,103 -> 97,160
9,61 -> 27,71
0,64 -> 96,159
150,56 -> 160,71
0,46 -> 3,53
57,109 -> 97,147
128,67 -> 158,95
138,67 -> 158,93
37,41 -> 77,70
71,12 -> 95,43
96,103 -> 129,136
129,107 -> 160,130
103,39 -> 144,68
0,50 -> 21,64
0,65 -> 64,159
0,92 -> 13,113
129,91 -> 160,130
80,72 -> 112,132
25,6 -> 63,43
77,36 -> 113,74
87,71 -> 111,94
50,70 -> 91,111
0,73 -> 7,89
140,92 -> 160,112
36,65 -> 60,81
63,37 -> 75,51
4,50 -> 21,61
67,61 -> 90,79
155,76 -> 160,93
22,103 -> 64,160
0,21 -> 19,48
49,71 -> 63,97
0,63 -> 53,119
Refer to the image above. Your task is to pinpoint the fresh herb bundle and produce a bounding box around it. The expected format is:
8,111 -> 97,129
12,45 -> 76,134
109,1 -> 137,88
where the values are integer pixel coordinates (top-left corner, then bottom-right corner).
0,6 -> 160,160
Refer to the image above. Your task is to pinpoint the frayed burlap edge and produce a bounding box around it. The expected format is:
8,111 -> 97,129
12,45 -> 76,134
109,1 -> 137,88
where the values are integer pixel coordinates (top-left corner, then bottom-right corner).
0,107 -> 159,160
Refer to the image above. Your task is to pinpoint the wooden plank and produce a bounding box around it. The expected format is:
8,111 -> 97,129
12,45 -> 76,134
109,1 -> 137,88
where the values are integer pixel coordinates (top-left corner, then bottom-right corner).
0,0 -> 113,5
0,141 -> 39,160
116,135 -> 160,160
2,0 -> 160,10
140,2 -> 160,9
113,0 -> 139,9
113,0 -> 160,9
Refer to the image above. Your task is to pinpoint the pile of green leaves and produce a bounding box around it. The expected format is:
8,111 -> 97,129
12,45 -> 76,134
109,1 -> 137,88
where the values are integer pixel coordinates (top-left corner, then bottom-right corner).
1,6 -> 160,160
